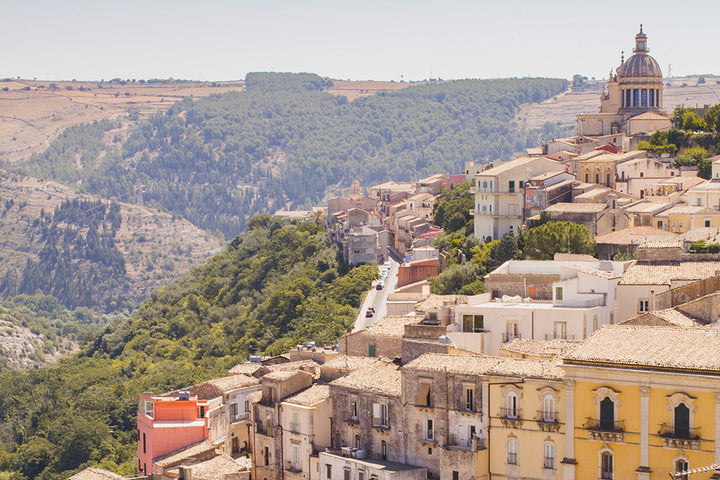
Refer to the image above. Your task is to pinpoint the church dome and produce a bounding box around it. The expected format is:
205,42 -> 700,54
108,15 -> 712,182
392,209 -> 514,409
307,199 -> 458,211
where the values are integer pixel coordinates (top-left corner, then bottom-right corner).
616,25 -> 662,79
618,54 -> 662,78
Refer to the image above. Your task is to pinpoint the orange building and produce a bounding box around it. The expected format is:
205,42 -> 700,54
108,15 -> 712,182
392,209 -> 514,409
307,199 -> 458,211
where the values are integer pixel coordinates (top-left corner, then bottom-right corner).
137,391 -> 210,475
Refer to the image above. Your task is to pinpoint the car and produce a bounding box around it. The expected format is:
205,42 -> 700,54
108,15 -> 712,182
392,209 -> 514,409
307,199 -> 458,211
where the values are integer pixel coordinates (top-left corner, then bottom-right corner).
365,309 -> 374,317
376,281 -> 384,290
384,261 -> 391,268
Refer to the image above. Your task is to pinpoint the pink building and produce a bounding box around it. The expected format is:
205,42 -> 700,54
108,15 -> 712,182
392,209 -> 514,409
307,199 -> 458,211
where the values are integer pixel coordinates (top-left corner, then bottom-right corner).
137,392 -> 210,475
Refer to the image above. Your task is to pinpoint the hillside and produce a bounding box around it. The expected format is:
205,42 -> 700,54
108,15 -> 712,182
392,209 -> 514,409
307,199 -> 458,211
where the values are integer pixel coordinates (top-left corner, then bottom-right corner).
0,216 -> 376,480
0,171 -> 223,313
0,79 -> 246,163
516,75 -> 720,128
16,73 -> 569,239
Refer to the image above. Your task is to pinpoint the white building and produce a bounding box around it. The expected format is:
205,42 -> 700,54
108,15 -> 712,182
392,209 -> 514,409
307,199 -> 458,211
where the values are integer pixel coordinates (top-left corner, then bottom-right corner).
473,156 -> 563,241
683,157 -> 720,209
448,260 -> 627,355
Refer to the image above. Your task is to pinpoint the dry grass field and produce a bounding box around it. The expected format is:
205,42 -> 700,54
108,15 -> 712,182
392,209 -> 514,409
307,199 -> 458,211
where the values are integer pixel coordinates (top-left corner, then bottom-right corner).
324,80 -> 417,101
0,79 -> 245,163
516,75 -> 720,128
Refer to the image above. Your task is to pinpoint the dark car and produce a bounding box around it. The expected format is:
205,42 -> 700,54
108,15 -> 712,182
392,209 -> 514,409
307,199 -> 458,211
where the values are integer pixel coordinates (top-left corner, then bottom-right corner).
365,309 -> 374,317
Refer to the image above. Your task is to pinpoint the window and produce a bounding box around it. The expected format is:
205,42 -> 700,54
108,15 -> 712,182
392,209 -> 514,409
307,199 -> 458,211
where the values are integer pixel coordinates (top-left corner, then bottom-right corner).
344,468 -> 351,480
593,315 -> 598,332
519,180 -> 524,188
142,433 -> 146,454
418,381 -> 432,406
373,403 -> 389,427
506,392 -> 518,418
350,399 -> 358,420
555,286 -> 563,304
509,180 -> 515,193
657,220 -> 664,229
554,321 -> 566,340
264,447 -> 270,466
245,400 -> 250,412
462,314 -> 484,333
600,397 -> 615,430
706,219 -> 712,228
359,471 -> 365,480
506,322 -> 519,342
230,403 -> 238,418
381,440 -> 387,460
368,344 -> 376,357
601,451 -> 613,479
199,405 -> 205,418
326,464 -> 332,479
606,173 -> 611,187
465,387 -> 474,411
585,173 -> 589,183
543,395 -> 555,422
355,434 -> 360,449
639,300 -> 649,313
675,403 -> 690,438
595,173 -> 599,184
676,459 -> 689,480
453,472 -> 459,480
426,419 -> 434,441
544,442 -> 555,469
507,439 -> 518,464
292,412 -> 299,431
292,445 -> 299,469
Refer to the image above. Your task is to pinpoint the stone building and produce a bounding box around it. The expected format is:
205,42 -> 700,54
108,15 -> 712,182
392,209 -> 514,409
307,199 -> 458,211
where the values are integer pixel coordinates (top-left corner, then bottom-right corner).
576,26 -> 670,142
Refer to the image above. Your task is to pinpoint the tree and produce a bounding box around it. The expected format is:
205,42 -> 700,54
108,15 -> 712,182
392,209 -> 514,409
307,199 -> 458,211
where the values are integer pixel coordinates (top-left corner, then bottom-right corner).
430,263 -> 483,295
675,147 -> 712,179
524,221 -> 596,260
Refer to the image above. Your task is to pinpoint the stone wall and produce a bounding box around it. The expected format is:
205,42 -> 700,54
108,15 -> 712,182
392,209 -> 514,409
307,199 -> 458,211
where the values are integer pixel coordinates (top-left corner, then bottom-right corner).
675,292 -> 720,325
338,331 -> 402,360
654,276 -> 720,310
484,274 -> 559,299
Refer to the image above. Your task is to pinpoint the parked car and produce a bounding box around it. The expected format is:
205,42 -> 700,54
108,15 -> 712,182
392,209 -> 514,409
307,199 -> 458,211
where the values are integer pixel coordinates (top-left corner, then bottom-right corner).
365,309 -> 374,318
376,280 -> 384,290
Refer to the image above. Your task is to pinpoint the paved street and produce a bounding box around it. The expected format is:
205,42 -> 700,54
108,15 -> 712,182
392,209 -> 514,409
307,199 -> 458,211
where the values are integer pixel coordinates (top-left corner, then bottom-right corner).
353,259 -> 399,332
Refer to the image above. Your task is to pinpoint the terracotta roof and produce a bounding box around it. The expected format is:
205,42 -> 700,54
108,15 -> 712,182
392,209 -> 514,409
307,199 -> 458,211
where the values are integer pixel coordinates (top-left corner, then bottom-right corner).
478,156 -> 560,177
638,239 -> 684,249
67,469 -> 127,480
206,374 -> 259,392
623,201 -> 675,215
563,325 -> 720,373
330,362 -> 402,396
154,440 -> 216,468
545,202 -> 606,213
362,316 -> 419,337
629,112 -> 670,121
283,384 -> 331,406
568,264 -> 621,279
620,260 -> 720,285
166,453 -> 248,480
402,353 -> 565,380
595,226 -> 678,245
621,309 -> 699,328
553,253 -> 599,262
267,359 -> 319,372
322,355 -> 391,371
228,363 -> 265,376
248,390 -> 262,403
687,180 -> 720,192
263,370 -> 302,382
500,339 -> 582,359
681,227 -> 720,244
664,205 -> 718,215
415,294 -> 467,312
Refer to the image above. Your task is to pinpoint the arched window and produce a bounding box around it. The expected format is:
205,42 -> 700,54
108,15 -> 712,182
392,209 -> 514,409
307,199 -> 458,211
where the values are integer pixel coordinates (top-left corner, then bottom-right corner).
381,440 -> 387,460
600,397 -> 615,430
601,451 -> 613,479
355,434 -> 360,449
506,392 -> 518,418
507,439 -> 518,464
675,458 -> 689,480
543,442 -> 555,469
675,403 -> 690,438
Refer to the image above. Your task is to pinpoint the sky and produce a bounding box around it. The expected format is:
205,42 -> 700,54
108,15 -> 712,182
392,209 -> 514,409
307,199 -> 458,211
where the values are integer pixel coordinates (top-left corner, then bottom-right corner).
1,0 -> 719,83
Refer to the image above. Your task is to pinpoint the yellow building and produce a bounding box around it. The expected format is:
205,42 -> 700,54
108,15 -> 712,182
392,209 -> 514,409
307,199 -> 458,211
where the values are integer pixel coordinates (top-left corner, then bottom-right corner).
652,205 -> 720,233
562,325 -> 720,480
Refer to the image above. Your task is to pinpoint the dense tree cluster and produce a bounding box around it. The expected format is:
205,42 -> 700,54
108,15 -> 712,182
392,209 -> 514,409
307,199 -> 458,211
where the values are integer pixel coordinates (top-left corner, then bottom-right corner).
0,217 -> 376,480
17,74 -> 568,239
7,199 -> 131,313
430,194 -> 595,294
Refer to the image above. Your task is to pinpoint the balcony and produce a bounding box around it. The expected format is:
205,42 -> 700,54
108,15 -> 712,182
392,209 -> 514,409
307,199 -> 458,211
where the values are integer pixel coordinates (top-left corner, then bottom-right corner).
584,418 -> 624,442
230,412 -> 250,423
536,410 -> 560,432
658,424 -> 701,450
500,407 -> 523,429
447,434 -> 486,451
543,458 -> 556,470
372,418 -> 390,430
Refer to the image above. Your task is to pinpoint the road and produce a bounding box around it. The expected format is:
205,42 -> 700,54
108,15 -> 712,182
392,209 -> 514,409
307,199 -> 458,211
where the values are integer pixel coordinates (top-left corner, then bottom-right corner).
353,258 -> 400,332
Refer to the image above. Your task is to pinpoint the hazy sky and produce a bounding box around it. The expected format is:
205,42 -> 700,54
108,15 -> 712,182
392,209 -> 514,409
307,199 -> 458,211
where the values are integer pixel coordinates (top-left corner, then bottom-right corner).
2,0 -> 718,82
